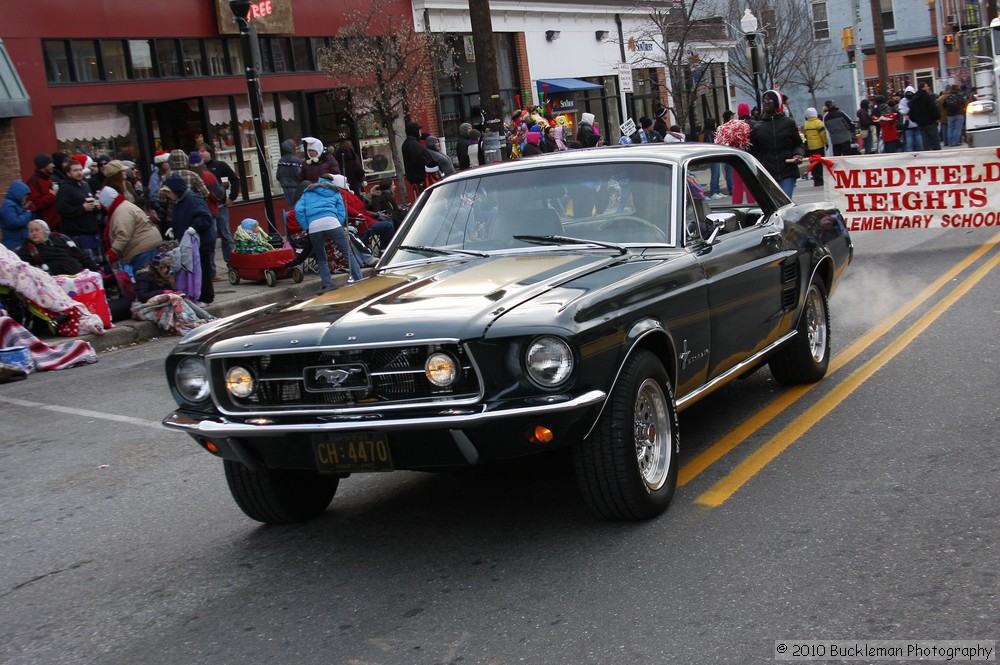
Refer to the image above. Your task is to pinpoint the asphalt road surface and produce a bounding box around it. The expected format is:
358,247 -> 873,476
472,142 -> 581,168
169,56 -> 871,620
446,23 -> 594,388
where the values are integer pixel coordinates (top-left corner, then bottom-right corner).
1,225 -> 997,665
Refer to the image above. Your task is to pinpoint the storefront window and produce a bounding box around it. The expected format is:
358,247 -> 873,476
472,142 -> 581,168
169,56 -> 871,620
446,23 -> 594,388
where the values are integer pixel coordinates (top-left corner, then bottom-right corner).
128,40 -> 154,79
271,38 -> 291,73
257,36 -> 274,72
205,39 -> 228,76
228,39 -> 244,73
44,41 -> 71,83
291,38 -> 312,71
181,40 -> 204,77
71,40 -> 100,82
156,39 -> 180,78
100,41 -> 128,81
54,103 -> 140,169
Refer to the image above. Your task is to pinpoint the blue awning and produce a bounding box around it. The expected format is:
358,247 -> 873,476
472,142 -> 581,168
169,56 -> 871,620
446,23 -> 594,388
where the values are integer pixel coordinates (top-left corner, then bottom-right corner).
537,78 -> 604,94
0,39 -> 30,118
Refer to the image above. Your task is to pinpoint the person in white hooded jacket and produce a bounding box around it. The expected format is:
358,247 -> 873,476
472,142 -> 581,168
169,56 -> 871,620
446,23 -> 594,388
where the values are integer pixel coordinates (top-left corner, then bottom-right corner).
298,136 -> 339,186
576,112 -> 602,148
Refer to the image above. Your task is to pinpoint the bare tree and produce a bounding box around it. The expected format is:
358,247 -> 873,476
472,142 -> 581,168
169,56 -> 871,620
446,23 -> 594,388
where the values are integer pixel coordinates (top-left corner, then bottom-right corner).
725,0 -> 837,112
628,0 -> 733,133
317,0 -> 456,204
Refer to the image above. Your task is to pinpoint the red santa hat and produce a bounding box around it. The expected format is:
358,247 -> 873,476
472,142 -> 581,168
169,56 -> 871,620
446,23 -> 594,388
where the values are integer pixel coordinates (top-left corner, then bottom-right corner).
153,150 -> 170,165
72,154 -> 92,169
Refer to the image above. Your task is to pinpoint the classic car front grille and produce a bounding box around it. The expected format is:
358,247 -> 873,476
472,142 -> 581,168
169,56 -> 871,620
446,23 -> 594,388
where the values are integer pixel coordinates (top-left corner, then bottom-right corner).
214,344 -> 480,412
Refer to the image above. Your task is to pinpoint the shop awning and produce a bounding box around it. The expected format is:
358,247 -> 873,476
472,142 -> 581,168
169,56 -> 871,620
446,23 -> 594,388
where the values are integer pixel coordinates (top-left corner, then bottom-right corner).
536,78 -> 604,94
54,105 -> 130,142
197,95 -> 295,126
0,39 -> 31,118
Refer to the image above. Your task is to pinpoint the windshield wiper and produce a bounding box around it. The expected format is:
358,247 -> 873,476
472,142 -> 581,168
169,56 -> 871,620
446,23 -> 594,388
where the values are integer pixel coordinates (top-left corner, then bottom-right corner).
512,235 -> 628,255
398,245 -> 489,258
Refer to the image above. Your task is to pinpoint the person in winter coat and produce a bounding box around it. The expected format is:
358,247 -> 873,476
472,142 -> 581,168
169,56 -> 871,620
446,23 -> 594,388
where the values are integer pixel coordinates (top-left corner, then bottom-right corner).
456,123 -> 474,170
401,121 -> 438,195
873,98 -> 901,153
161,175 -> 214,304
55,159 -> 104,264
521,131 -> 544,157
1,181 -> 33,250
822,99 -> 857,156
295,173 -> 362,290
299,137 -> 339,186
424,136 -> 456,175
157,149 -> 211,225
26,153 -> 61,232
652,106 -> 670,138
275,139 -> 303,205
98,186 -> 161,271
802,108 -> 828,187
909,83 -> 943,150
857,99 -> 874,154
334,139 -> 366,196
576,112 -> 602,148
16,219 -> 100,275
748,89 -> 805,198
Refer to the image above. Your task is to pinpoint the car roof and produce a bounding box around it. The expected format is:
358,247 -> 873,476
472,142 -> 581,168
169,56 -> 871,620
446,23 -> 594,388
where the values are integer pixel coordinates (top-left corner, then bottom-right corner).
439,143 -> 749,183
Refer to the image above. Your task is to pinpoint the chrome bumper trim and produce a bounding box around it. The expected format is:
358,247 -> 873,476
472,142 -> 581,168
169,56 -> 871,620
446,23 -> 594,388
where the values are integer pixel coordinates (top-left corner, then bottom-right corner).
163,389 -> 606,437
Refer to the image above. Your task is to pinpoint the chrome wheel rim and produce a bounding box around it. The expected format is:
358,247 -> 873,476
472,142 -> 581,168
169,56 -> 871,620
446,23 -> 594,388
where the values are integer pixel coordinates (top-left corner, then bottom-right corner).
634,378 -> 671,491
805,284 -> 828,363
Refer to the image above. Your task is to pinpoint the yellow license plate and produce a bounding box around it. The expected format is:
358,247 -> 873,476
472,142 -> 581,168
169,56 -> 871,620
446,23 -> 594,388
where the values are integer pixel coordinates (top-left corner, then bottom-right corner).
312,432 -> 393,472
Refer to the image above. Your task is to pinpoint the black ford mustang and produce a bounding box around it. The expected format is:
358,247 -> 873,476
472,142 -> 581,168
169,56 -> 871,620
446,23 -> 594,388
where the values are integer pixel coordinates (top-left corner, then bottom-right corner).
163,144 -> 852,523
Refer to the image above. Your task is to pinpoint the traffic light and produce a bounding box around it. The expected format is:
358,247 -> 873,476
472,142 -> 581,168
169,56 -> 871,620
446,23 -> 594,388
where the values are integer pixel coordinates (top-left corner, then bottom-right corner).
841,26 -> 855,51
945,34 -> 955,51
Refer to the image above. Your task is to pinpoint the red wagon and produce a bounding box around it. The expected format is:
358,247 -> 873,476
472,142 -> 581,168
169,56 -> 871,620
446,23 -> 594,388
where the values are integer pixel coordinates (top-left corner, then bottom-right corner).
227,248 -> 304,287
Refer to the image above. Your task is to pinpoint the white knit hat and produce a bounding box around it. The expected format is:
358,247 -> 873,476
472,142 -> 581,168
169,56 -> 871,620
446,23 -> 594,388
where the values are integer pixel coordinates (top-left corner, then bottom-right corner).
330,174 -> 348,189
98,186 -> 119,209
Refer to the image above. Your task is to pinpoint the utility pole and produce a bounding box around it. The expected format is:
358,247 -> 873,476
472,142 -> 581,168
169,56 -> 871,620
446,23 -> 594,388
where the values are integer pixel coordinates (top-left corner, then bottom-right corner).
468,0 -> 504,161
869,0 -> 890,95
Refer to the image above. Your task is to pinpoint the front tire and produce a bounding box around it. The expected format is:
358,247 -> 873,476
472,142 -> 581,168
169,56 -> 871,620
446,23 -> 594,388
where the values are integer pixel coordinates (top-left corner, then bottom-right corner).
574,349 -> 679,521
224,460 -> 339,524
768,280 -> 830,385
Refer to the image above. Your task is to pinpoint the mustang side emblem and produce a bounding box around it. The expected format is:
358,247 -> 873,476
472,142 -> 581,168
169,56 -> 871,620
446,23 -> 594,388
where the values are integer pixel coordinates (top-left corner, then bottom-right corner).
679,340 -> 709,370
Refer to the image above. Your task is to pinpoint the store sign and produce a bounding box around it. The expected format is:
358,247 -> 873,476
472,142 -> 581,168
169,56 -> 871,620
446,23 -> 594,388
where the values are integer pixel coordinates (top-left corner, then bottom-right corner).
547,95 -> 577,112
215,0 -> 295,35
627,38 -> 655,53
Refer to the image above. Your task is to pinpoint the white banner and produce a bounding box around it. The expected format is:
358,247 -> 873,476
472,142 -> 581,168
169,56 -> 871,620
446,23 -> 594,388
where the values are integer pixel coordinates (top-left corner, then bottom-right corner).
820,147 -> 1000,231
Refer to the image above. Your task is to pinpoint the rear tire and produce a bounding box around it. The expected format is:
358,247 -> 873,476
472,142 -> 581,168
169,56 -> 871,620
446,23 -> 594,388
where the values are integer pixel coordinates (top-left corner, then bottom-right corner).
264,269 -> 277,287
769,280 -> 830,385
574,349 -> 679,521
224,460 -> 339,524
291,266 -> 304,283
228,268 -> 241,285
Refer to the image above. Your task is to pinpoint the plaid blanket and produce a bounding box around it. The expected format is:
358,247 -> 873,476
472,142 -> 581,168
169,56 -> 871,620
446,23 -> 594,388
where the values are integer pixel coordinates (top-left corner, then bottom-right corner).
0,315 -> 97,376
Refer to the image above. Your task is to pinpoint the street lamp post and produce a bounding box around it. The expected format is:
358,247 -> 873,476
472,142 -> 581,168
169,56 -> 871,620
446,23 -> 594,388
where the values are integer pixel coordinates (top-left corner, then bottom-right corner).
229,0 -> 276,234
741,8 -> 763,112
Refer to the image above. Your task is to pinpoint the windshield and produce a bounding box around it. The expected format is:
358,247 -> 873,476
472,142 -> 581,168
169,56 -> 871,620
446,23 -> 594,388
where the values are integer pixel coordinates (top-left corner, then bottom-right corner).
386,162 -> 675,264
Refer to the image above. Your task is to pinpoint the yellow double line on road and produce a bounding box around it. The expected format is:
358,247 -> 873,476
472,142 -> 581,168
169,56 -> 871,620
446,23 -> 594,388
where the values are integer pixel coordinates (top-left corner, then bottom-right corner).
680,230 -> 1000,507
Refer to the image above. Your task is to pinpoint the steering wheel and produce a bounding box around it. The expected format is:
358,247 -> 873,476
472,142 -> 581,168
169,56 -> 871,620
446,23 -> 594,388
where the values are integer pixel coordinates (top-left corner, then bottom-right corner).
599,216 -> 669,243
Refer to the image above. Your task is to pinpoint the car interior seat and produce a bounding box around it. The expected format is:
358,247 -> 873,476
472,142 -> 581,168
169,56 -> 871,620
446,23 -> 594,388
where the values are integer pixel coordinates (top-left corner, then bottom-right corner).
493,198 -> 563,245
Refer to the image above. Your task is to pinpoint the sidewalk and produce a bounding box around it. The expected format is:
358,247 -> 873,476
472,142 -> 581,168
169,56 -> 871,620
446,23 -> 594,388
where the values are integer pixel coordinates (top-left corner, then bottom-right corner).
78,248 -> 342,353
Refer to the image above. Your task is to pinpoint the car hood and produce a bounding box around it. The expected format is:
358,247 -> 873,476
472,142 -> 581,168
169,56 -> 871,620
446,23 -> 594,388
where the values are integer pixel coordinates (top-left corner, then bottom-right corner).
186,252 -> 652,354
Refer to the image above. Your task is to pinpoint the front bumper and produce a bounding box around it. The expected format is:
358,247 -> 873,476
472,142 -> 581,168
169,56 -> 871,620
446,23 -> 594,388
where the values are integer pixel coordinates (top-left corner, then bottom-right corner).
164,389 -> 606,471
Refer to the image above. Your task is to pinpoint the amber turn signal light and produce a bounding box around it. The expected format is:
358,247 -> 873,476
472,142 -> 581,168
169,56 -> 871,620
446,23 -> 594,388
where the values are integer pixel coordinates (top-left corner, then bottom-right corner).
527,426 -> 554,444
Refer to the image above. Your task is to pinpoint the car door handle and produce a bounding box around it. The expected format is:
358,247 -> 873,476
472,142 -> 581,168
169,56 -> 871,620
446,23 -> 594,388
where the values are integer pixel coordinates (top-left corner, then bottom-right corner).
761,230 -> 781,243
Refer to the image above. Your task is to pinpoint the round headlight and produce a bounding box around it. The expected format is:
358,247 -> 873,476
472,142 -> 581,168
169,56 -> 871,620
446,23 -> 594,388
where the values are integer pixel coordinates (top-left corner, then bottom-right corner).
175,357 -> 210,402
425,352 -> 458,387
225,366 -> 255,398
525,336 -> 573,387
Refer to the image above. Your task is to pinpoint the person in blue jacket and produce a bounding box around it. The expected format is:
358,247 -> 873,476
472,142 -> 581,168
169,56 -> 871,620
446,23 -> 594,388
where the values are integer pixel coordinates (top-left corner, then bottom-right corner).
1,181 -> 34,250
294,173 -> 363,292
